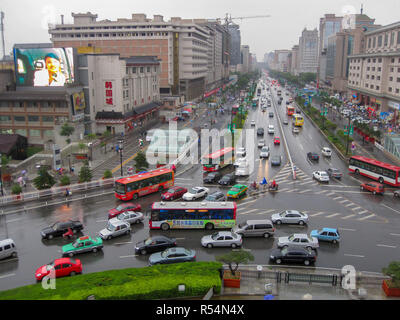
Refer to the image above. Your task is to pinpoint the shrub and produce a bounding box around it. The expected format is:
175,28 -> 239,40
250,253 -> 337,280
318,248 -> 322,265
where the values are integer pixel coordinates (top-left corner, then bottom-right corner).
11,184 -> 22,195
60,175 -> 70,186
79,165 -> 92,183
103,170 -> 113,179
33,167 -> 56,190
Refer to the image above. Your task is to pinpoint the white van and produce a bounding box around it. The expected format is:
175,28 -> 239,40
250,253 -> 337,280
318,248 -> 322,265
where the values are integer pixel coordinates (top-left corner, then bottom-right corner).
235,160 -> 250,176
0,239 -> 17,260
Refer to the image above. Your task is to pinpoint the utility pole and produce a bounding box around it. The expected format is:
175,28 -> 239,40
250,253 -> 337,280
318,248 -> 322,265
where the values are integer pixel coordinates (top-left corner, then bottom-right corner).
0,12 -> 5,59
0,153 -> 4,196
118,139 -> 124,176
345,115 -> 351,155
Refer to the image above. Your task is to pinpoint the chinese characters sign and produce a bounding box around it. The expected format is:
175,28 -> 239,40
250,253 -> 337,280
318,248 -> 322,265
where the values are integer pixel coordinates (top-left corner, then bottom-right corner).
104,81 -> 115,106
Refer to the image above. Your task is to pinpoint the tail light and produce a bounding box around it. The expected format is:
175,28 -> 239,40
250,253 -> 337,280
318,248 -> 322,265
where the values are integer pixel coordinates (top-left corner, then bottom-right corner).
193,256 -> 196,259
173,242 -> 177,246
272,228 -> 276,232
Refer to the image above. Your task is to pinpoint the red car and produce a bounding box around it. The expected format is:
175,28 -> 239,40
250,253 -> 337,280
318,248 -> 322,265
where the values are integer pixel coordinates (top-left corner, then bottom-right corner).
108,203 -> 142,219
360,182 -> 384,195
35,258 -> 82,281
161,186 -> 188,201
274,137 -> 280,145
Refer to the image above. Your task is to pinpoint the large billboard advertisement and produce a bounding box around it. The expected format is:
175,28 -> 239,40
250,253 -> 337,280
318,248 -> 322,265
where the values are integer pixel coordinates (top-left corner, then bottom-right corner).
72,91 -> 86,111
14,47 -> 74,87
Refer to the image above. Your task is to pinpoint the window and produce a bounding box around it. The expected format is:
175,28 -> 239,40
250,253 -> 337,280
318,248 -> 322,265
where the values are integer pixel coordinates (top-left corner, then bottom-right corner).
389,87 -> 393,92
376,85 -> 380,90
391,58 -> 395,63
0,115 -> 11,122
378,58 -> 382,63
132,67 -> 136,73
384,34 -> 388,46
398,78 -> 400,83
140,67 -> 144,73
390,77 -> 393,81
29,129 -> 41,137
398,31 -> 400,44
28,115 -> 39,122
147,67 -> 150,72
14,129 -> 27,136
377,76 -> 380,81
373,37 -> 376,47
14,116 -> 25,122
378,67 -> 381,72
396,89 -> 400,94
368,38 -> 371,48
377,36 -> 382,47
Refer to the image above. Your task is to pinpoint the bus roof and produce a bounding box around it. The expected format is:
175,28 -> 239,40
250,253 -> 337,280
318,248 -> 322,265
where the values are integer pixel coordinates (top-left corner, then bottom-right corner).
232,104 -> 239,109
116,168 -> 173,184
203,147 -> 235,160
350,155 -> 400,172
152,201 -> 236,210
287,105 -> 295,109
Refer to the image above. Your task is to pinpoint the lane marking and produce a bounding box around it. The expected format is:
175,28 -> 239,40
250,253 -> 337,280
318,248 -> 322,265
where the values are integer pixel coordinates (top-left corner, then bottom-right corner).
5,218 -> 22,223
357,209 -> 369,215
377,244 -> 397,249
344,254 -> 365,258
341,214 -> 356,220
340,228 -> 356,231
351,206 -> 362,211
298,189 -> 312,194
114,241 -> 133,245
358,214 -> 375,221
382,204 -> 400,215
0,273 -> 16,279
240,209 -> 259,214
326,213 -> 341,218
333,197 -> 343,200
119,255 -> 138,258
390,233 -> 400,236
310,211 -> 325,217
96,219 -> 108,223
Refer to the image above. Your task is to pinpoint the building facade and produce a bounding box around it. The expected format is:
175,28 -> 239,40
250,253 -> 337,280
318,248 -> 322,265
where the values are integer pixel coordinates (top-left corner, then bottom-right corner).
347,21 -> 400,122
228,23 -> 241,66
290,45 -> 300,75
298,28 -> 319,74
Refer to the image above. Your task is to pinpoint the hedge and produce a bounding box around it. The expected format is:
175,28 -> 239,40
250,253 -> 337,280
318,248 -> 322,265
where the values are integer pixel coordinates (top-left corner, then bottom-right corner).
0,262 -> 222,300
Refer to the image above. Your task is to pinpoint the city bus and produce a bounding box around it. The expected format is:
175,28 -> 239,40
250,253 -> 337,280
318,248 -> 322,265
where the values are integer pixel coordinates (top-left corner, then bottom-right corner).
115,168 -> 174,201
202,147 -> 235,172
231,104 -> 240,115
292,114 -> 304,127
150,202 -> 237,230
252,98 -> 258,108
287,105 -> 295,116
349,155 -> 400,187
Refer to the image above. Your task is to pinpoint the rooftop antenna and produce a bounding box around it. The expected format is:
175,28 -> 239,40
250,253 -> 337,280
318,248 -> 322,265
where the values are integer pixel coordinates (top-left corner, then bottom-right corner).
0,12 -> 5,59
361,4 -> 364,14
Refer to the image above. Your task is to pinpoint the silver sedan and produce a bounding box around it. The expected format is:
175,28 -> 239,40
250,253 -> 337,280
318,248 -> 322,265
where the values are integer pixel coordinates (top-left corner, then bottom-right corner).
277,233 -> 319,249
109,211 -> 144,225
201,231 -> 242,248
271,210 -> 309,225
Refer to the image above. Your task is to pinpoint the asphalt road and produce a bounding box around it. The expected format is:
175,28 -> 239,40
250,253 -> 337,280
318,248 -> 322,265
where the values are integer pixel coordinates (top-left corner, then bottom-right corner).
1,78 -> 400,292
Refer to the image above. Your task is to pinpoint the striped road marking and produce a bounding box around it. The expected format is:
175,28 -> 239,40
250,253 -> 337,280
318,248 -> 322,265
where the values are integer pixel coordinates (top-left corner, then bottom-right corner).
333,196 -> 343,200
344,254 -> 365,258
357,209 -> 369,215
119,255 -> 138,258
96,219 -> 108,223
339,199 -> 350,203
298,189 -> 312,194
114,241 -> 133,245
377,244 -> 397,249
326,213 -> 341,218
340,228 -> 356,231
341,214 -> 356,220
358,214 -> 375,221
239,209 -> 259,214
310,212 -> 325,217
351,206 -> 362,211
0,273 -> 16,279
390,233 -> 400,236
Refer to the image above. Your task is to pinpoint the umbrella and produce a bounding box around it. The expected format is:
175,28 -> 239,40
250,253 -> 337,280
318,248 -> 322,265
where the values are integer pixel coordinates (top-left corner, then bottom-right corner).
21,170 -> 27,176
260,177 -> 268,185
264,295 -> 274,300
17,177 -> 23,183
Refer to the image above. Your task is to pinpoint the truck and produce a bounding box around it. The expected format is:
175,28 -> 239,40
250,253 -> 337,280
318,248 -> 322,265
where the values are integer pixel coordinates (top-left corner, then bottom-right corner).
277,89 -> 282,96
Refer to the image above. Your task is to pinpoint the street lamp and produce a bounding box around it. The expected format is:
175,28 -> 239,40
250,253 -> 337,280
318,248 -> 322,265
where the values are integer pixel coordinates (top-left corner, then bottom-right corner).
0,153 -> 4,196
345,115 -> 351,156
118,139 -> 124,176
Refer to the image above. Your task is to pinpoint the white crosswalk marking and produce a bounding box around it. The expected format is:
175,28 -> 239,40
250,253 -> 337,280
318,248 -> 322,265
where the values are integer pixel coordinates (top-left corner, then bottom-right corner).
326,213 -> 341,218
298,189 -> 312,194
310,211 -> 325,217
279,188 -> 290,192
239,209 -> 259,214
341,214 -> 356,220
339,199 -> 350,203
345,203 -> 357,207
326,192 -> 336,196
351,206 -> 362,211
358,214 -> 375,221
357,210 -> 369,215
333,196 -> 343,200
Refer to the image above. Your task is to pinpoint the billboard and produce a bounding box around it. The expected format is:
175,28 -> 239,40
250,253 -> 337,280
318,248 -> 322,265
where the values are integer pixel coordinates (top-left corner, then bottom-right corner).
14,47 -> 74,87
72,91 -> 86,111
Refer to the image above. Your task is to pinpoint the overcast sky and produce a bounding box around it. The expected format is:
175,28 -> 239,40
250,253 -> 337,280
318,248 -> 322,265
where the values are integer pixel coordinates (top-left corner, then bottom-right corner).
2,0 -> 400,59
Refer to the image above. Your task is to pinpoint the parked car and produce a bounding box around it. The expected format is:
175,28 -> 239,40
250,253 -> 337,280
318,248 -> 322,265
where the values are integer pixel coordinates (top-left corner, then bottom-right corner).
236,147 -> 246,157
258,139 -> 265,148
234,157 -> 247,167
326,168 -> 342,179
260,146 -> 270,159
109,211 -> 144,225
218,173 -> 236,186
310,228 -> 340,244
235,160 -> 250,176
269,247 -> 317,266
41,220 -> 84,240
204,191 -> 226,202
313,171 -> 330,183
233,219 -> 275,238
203,172 -> 222,184
277,233 -> 319,249
360,182 -> 385,195
161,186 -> 188,201
149,247 -> 196,265
62,236 -> 103,257
108,203 -> 142,219
35,258 -> 82,281
321,147 -> 332,157
135,235 -> 177,255
226,184 -> 248,199
270,155 -> 282,166
0,239 -> 17,260
268,125 -> 275,134
201,231 -> 242,248
182,187 -> 209,201
274,137 -> 280,145
257,128 -> 264,136
271,210 -> 309,225
307,152 -> 319,162
99,220 -> 131,240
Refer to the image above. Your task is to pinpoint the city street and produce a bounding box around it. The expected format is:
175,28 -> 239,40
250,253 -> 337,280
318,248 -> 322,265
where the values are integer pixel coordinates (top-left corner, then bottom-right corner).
0,77 -> 399,291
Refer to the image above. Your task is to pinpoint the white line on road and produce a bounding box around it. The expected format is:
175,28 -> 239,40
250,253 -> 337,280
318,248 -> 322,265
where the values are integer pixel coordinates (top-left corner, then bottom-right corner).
175,238 -> 186,240
114,241 -> 132,245
382,204 -> 400,215
358,214 -> 375,221
339,199 -> 350,203
298,189 -> 312,193
351,206 -> 362,211
344,254 -> 365,258
310,211 -> 325,217
390,233 -> 400,236
96,219 -> 108,223
119,255 -> 138,258
357,209 -> 369,215
341,214 -> 356,220
326,213 -> 341,218
377,244 -> 397,249
0,273 -> 15,279
340,228 -> 356,231
333,197 -> 343,200
240,209 -> 259,214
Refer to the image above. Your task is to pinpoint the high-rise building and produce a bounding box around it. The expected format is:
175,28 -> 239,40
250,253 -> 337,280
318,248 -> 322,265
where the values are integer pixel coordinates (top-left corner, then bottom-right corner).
298,28 -> 319,74
239,45 -> 250,73
228,23 -> 241,66
290,45 -> 300,75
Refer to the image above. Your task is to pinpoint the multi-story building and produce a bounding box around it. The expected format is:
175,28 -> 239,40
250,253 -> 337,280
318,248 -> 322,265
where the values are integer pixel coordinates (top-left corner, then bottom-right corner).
318,14 -> 343,83
348,21 -> 400,119
298,28 -> 319,74
239,45 -> 250,73
290,45 -> 300,75
273,50 -> 291,73
228,23 -> 241,66
326,14 -> 378,97
49,12 -> 219,100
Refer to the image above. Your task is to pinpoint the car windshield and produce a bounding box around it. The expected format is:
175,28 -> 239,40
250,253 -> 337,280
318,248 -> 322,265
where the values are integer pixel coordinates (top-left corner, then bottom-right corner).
231,187 -> 241,192
167,188 -> 175,193
51,223 -> 59,230
281,247 -> 288,255
161,249 -> 170,258
211,232 -> 220,240
115,205 -> 123,211
279,211 -> 286,217
144,238 -> 153,245
321,172 -> 328,177
190,188 -> 198,194
238,222 -> 247,228
117,213 -> 126,220
107,222 -> 116,231
288,235 -> 295,241
72,241 -> 80,248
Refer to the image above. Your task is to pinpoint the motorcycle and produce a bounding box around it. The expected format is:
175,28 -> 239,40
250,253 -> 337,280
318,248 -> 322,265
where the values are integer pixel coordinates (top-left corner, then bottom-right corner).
268,184 -> 279,191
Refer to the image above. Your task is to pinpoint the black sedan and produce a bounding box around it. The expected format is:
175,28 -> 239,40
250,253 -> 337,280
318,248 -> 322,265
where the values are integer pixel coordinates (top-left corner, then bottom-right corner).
203,171 -> 222,184
269,246 -> 317,266
135,236 -> 177,255
41,220 -> 84,240
257,128 -> 264,136
204,191 -> 226,202
269,112 -> 274,118
326,168 -> 342,179
218,173 -> 236,186
307,152 -> 319,162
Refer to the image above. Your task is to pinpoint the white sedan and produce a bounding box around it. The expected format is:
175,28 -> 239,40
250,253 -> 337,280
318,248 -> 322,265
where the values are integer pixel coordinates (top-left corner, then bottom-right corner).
258,140 -> 265,148
251,120 -> 256,126
182,187 -> 209,201
321,147 -> 332,157
277,233 -> 319,249
313,171 -> 330,183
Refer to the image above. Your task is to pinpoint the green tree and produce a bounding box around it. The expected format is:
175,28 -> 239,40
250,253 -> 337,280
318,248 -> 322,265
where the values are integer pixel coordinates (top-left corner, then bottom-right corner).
215,249 -> 254,277
11,184 -> 22,195
60,175 -> 71,186
33,167 -> 56,190
79,165 -> 92,183
60,122 -> 75,144
103,169 -> 113,179
101,130 -> 112,153
383,261 -> 400,288
86,133 -> 97,141
78,142 -> 86,153
134,151 -> 149,172
1,154 -> 11,166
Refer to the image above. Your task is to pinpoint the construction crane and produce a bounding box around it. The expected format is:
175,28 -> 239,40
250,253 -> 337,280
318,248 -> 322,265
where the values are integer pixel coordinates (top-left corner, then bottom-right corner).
209,13 -> 271,27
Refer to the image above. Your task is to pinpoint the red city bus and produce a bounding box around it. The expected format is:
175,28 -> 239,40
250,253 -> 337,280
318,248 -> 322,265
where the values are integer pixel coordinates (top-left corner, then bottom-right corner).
115,168 -> 174,201
349,155 -> 400,187
231,105 -> 239,115
287,105 -> 295,116
203,147 -> 235,172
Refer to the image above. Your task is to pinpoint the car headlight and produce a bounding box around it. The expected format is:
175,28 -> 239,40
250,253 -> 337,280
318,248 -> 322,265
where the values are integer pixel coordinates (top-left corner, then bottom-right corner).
36,273 -> 41,277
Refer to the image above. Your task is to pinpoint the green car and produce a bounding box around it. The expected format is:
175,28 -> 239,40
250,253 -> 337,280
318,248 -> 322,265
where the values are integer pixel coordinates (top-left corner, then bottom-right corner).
227,184 -> 248,199
62,236 -> 103,257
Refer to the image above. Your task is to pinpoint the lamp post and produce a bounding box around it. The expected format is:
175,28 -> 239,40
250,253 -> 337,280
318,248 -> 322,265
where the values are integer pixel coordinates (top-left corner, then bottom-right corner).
118,139 -> 124,176
0,153 -> 4,196
345,115 -> 351,156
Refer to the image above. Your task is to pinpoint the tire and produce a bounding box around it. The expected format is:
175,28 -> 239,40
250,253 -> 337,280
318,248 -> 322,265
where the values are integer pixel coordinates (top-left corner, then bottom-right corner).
231,243 -> 237,249
332,240 -> 337,244
11,252 -> 17,258
360,186 -> 364,191
72,229 -> 77,234
107,236 -> 112,240
355,169 -> 360,175
207,243 -> 213,249
276,220 -> 282,225
373,191 -> 376,195
276,259 -> 282,264
205,223 -> 214,231
304,260 -> 310,266
306,246 -> 312,250
161,223 -> 170,231
395,192 -> 399,198
68,252 -> 74,257
132,193 -> 138,200
298,220 -> 305,226
378,177 -> 384,184
126,229 -> 130,235
140,249 -> 147,255
170,196 -> 174,201
92,248 -> 98,253
48,235 -> 53,240
135,219 -> 141,224
263,233 -> 270,239
70,271 -> 76,276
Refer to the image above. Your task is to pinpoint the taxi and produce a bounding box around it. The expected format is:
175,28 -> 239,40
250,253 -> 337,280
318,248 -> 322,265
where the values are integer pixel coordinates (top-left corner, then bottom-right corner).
226,184 -> 248,199
62,236 -> 103,257
274,136 -> 280,145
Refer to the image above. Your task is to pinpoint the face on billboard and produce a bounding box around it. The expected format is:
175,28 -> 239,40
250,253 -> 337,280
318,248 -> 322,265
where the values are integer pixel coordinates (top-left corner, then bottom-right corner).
14,48 -> 74,87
